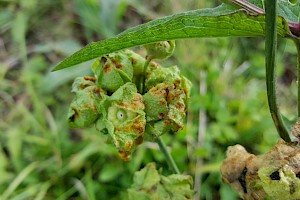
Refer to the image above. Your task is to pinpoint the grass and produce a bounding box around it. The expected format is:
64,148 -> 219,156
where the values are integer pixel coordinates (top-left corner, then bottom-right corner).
0,0 -> 298,199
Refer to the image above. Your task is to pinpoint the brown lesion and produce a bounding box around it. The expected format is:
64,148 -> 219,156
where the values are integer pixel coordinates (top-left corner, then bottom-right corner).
116,93 -> 145,111
118,150 -> 131,161
112,60 -> 124,69
103,63 -> 112,73
175,101 -> 186,110
92,87 -> 106,97
292,117 -> 300,140
131,118 -> 145,135
159,99 -> 167,105
83,76 -> 96,82
124,141 -> 133,151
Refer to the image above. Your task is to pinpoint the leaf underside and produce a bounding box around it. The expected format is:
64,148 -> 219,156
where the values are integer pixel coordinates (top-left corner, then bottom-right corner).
53,4 -> 291,71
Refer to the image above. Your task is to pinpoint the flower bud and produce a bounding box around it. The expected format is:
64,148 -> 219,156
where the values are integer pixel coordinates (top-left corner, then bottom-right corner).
145,65 -> 190,93
144,41 -> 175,60
94,51 -> 134,93
71,76 -> 96,93
96,82 -> 146,161
143,82 -> 189,138
68,85 -> 106,128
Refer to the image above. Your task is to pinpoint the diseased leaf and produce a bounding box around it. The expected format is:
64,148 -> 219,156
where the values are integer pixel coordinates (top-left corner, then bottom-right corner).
126,163 -> 193,200
52,3 -> 291,71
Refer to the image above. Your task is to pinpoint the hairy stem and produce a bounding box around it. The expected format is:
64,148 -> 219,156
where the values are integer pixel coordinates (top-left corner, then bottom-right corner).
156,137 -> 180,174
265,0 -> 291,142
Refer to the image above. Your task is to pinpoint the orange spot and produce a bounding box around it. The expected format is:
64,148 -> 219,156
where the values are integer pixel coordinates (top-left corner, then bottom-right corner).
118,150 -> 131,161
112,60 -> 124,69
103,63 -> 112,73
131,118 -> 145,135
83,76 -> 96,82
159,99 -> 167,105
125,142 -> 133,150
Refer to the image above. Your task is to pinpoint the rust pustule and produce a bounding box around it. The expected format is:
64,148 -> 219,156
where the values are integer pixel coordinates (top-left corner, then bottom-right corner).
131,119 -> 145,135
163,120 -> 170,127
118,150 -> 130,161
83,76 -> 96,82
125,141 -> 133,150
103,63 -> 112,73
159,99 -> 167,105
112,60 -> 124,69
175,102 -> 186,110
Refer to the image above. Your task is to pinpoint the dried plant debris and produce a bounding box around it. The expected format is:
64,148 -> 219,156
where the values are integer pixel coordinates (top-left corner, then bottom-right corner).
292,118 -> 300,140
126,163 -> 194,200
221,140 -> 300,200
67,47 -> 192,161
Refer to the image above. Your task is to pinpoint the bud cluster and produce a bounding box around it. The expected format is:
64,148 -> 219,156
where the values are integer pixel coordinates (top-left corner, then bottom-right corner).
67,43 -> 191,161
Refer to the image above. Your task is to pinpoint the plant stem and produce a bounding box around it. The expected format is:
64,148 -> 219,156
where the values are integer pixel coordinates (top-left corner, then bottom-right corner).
265,0 -> 291,142
141,54 -> 180,174
156,137 -> 180,174
194,70 -> 207,200
141,56 -> 152,94
294,39 -> 300,117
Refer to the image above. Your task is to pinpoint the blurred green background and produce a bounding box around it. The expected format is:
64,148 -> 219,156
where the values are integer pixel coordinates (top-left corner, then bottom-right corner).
0,0 -> 298,199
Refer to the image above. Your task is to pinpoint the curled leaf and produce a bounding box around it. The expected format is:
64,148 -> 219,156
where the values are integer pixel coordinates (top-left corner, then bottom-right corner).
94,51 -> 134,93
143,65 -> 191,138
96,83 -> 146,161
127,163 -> 194,200
68,85 -> 106,128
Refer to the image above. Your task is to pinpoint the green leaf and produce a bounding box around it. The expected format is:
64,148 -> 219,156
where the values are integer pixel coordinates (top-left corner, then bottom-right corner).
225,0 -> 300,23
278,0 -> 300,23
52,4 -> 291,71
127,163 -> 193,200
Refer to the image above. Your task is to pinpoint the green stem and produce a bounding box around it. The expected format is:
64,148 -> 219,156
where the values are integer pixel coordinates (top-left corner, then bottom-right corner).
265,0 -> 291,142
156,137 -> 180,174
141,54 -> 180,174
294,39 -> 300,118
141,56 -> 152,94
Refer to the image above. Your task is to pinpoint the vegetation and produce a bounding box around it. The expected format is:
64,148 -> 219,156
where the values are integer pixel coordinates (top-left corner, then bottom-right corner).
0,0 -> 299,199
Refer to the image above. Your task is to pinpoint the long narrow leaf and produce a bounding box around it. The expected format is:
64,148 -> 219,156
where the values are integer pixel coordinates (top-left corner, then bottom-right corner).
53,5 -> 291,71
1,162 -> 39,200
